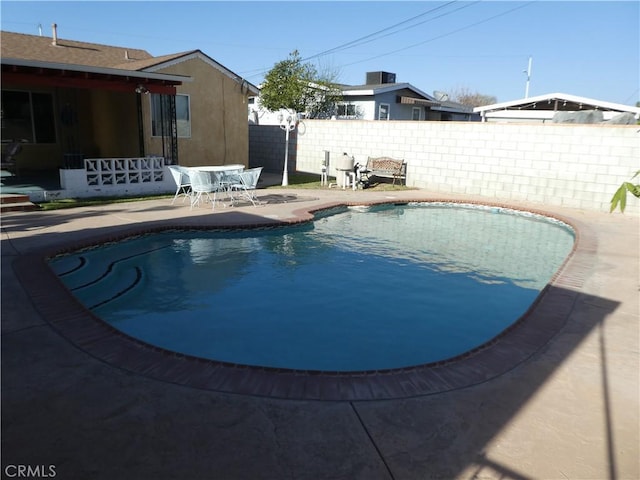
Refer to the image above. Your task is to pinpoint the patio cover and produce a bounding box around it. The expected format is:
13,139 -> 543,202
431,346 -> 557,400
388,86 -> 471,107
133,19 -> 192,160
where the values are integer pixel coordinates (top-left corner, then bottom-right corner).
397,95 -> 440,107
1,57 -> 190,94
473,92 -> 640,121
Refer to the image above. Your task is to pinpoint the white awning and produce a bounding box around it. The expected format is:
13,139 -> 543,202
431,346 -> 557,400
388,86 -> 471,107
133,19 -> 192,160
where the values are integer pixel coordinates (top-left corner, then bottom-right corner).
397,96 -> 440,107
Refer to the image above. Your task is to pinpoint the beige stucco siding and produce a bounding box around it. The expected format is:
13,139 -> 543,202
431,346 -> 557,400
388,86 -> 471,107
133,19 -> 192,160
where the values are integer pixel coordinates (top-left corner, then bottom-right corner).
146,57 -> 250,167
90,90 -> 139,158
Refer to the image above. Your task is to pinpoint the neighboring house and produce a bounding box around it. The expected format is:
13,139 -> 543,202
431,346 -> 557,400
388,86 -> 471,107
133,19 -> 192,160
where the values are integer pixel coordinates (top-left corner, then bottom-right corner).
429,98 -> 480,122
248,71 -> 479,124
337,72 -> 478,122
1,28 -> 259,173
473,93 -> 640,123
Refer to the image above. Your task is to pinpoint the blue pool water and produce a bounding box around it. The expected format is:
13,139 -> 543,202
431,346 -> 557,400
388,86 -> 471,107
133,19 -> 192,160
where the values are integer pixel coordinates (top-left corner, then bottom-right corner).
49,203 -> 575,371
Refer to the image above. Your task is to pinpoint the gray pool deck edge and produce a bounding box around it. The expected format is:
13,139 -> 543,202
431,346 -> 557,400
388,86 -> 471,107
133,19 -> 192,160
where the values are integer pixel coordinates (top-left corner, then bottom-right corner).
9,198 -> 593,401
2,186 -> 638,479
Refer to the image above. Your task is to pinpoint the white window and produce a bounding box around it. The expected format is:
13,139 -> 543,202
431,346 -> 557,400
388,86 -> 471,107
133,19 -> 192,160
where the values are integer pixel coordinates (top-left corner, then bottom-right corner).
337,103 -> 357,117
151,93 -> 191,138
175,94 -> 191,138
378,103 -> 390,120
412,107 -> 421,121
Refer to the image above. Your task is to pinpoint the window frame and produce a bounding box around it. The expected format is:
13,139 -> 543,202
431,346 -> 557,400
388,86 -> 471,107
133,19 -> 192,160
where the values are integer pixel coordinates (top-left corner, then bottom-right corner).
378,103 -> 390,121
151,93 -> 191,138
1,89 -> 57,144
412,107 -> 421,121
336,103 -> 357,118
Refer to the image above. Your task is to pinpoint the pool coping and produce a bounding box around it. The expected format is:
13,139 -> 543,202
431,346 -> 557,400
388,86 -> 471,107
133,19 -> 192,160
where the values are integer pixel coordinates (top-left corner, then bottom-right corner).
12,198 -> 596,401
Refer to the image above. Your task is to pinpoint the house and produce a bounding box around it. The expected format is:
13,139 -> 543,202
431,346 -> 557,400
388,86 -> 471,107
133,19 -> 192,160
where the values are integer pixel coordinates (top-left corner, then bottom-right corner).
1,28 -> 259,178
473,93 -> 640,123
248,71 -> 478,124
336,72 -> 478,122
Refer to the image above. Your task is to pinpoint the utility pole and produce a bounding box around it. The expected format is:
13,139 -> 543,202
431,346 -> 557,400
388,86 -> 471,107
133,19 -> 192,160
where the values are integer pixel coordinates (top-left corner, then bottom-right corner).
524,56 -> 533,98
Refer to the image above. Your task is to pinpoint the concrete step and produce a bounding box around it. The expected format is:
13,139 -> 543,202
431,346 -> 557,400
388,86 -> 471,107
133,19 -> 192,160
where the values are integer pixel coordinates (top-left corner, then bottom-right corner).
0,194 -> 39,212
1,193 -> 31,204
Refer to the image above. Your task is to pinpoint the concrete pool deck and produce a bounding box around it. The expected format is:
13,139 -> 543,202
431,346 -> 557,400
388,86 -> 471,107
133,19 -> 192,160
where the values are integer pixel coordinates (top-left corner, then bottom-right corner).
1,183 -> 638,479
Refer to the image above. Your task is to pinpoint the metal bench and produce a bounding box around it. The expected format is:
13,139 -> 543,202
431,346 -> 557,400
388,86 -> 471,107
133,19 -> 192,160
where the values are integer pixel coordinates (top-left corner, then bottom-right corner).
363,156 -> 406,186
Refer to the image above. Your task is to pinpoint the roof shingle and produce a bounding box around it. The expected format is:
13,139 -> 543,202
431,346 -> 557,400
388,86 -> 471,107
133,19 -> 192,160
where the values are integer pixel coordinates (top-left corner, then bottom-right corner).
1,31 -> 153,69
112,51 -> 198,71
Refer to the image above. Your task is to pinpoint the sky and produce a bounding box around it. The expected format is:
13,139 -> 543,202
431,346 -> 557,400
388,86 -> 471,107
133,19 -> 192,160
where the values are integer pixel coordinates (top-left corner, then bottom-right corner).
1,1 -> 639,105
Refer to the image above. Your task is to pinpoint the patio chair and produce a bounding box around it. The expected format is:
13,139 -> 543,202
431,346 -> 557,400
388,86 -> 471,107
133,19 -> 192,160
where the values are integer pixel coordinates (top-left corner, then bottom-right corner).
1,141 -> 23,177
168,165 -> 192,204
189,169 -> 225,211
229,167 -> 263,206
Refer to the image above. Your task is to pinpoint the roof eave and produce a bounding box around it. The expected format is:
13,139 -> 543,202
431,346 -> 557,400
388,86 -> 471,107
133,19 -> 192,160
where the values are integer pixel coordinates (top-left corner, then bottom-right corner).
474,92 -> 640,114
342,82 -> 437,102
142,50 -> 259,95
1,57 -> 192,83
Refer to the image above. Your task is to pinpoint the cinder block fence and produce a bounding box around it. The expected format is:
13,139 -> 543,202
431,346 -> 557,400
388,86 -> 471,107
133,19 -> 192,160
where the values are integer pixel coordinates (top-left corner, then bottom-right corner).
250,121 -> 640,215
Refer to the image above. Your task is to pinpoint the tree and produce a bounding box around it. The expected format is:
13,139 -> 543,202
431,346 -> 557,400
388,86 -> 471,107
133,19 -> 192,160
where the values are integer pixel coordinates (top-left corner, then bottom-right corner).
610,170 -> 640,213
448,87 -> 497,108
260,51 -> 342,186
259,50 -> 342,118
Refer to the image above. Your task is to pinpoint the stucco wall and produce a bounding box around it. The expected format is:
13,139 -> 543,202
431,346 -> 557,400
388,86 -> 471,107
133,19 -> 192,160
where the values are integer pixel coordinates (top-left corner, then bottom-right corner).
151,57 -> 251,168
250,120 -> 640,215
90,90 -> 139,158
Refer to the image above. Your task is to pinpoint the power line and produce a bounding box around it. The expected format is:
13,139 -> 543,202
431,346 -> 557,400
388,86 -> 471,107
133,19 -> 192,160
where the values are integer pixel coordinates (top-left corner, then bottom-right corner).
302,1 -> 480,60
339,2 -> 535,69
239,1 -> 480,80
299,1 -> 459,62
623,88 -> 639,105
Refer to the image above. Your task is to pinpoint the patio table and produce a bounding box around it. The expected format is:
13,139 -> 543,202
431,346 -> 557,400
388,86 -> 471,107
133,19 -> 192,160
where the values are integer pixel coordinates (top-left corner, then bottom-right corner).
189,165 -> 245,206
194,164 -> 245,172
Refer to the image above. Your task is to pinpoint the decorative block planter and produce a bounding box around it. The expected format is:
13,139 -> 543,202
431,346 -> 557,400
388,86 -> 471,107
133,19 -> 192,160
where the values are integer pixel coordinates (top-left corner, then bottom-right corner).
59,168 -> 87,190
54,157 -> 175,200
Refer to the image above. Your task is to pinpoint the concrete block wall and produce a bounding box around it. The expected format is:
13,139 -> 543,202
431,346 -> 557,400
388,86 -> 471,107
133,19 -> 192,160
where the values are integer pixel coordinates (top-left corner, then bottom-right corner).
250,120 -> 639,215
249,125 -> 297,173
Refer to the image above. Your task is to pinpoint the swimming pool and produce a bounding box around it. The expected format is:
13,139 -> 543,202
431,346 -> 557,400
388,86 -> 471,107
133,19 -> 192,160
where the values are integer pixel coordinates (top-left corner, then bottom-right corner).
49,203 -> 575,372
